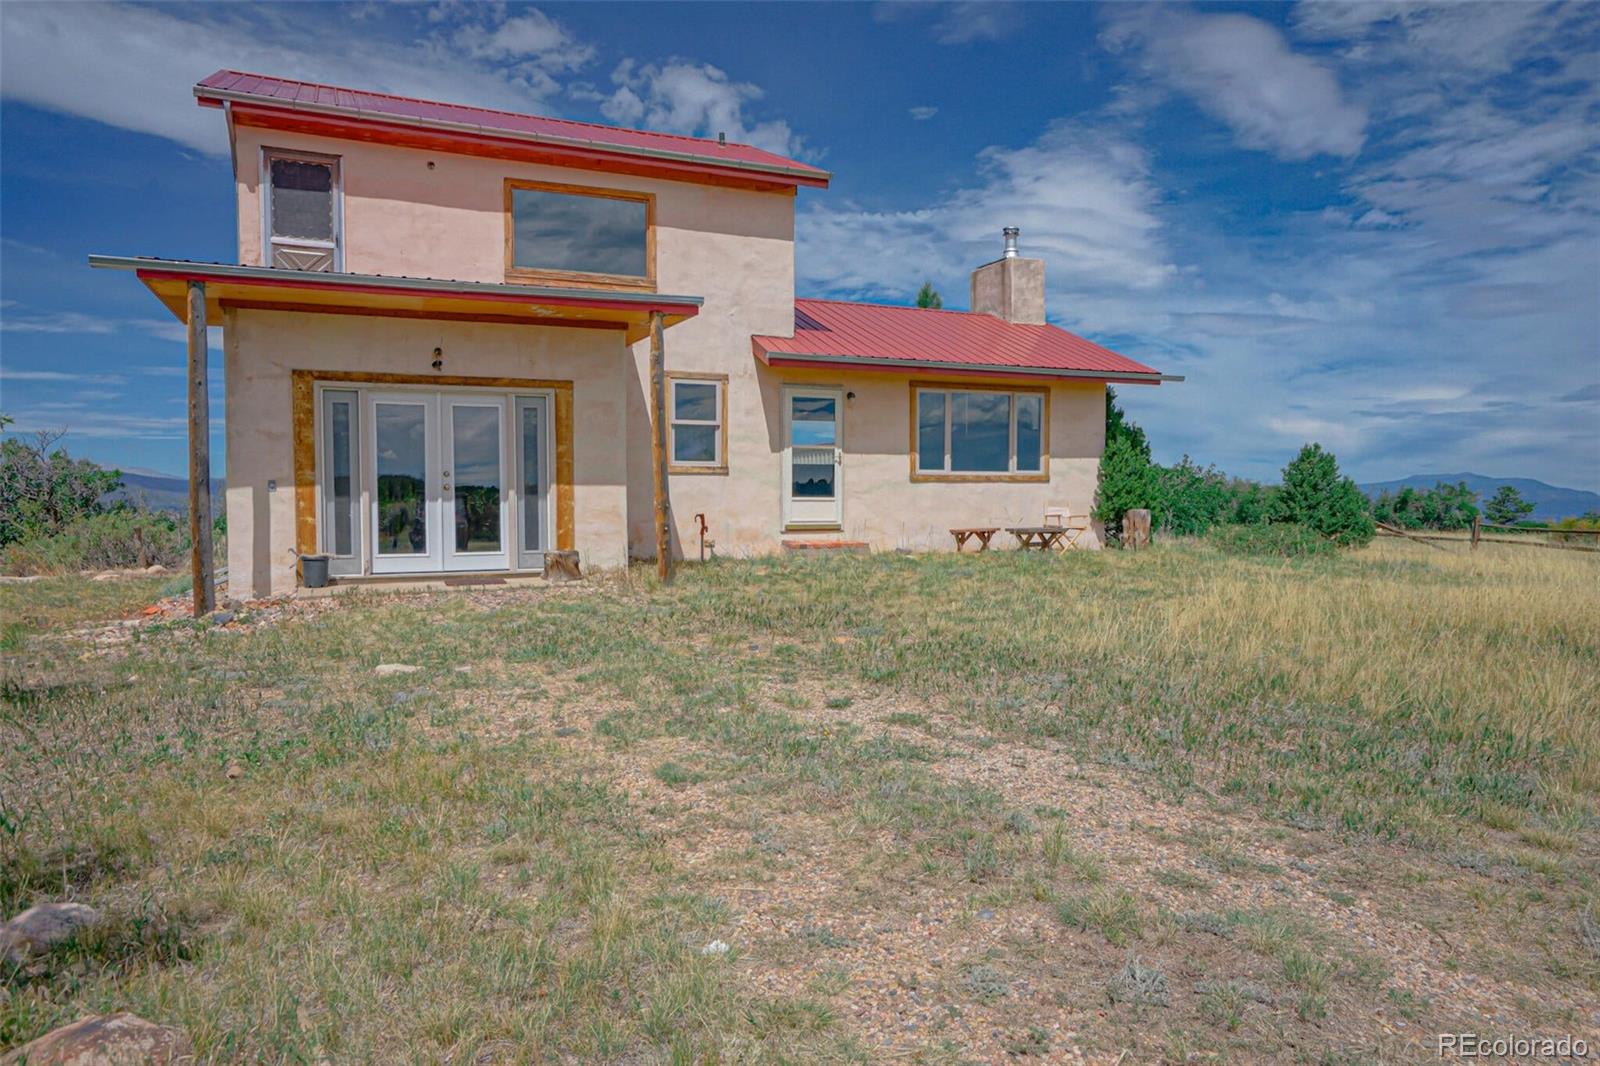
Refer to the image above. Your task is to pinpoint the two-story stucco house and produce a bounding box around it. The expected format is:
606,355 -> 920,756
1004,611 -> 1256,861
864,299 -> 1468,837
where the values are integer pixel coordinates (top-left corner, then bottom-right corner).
92,71 -> 1175,603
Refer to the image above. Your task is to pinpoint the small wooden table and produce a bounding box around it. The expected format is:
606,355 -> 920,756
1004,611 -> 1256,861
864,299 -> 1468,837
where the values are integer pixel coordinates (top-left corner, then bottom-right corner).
1007,526 -> 1068,551
951,527 -> 999,552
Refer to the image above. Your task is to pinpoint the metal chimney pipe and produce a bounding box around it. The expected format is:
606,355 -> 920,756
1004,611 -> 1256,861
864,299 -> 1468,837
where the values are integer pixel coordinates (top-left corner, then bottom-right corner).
1002,227 -> 1020,258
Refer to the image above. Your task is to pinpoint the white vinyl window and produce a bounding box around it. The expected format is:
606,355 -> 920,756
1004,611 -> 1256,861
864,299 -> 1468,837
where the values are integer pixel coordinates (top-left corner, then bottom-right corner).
915,387 -> 1043,475
263,149 -> 342,271
669,376 -> 724,469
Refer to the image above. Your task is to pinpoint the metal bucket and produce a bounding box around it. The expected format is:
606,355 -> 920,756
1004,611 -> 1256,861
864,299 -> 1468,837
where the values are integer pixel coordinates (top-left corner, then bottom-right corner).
300,554 -> 331,589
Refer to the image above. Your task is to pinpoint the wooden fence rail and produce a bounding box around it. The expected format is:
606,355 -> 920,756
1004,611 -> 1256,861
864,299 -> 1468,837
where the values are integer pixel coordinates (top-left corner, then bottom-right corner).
1376,518 -> 1600,553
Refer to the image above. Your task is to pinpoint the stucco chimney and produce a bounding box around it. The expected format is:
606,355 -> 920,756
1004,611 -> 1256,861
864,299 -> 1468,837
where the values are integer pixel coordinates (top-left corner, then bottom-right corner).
970,227 -> 1045,325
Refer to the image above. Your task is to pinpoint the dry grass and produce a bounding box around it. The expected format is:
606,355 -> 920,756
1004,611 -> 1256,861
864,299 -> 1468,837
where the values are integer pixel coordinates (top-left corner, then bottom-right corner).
1,539 -> 1595,1061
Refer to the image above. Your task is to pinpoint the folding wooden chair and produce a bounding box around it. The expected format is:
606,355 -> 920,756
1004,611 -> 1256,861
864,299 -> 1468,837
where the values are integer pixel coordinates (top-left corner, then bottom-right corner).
1043,507 -> 1091,550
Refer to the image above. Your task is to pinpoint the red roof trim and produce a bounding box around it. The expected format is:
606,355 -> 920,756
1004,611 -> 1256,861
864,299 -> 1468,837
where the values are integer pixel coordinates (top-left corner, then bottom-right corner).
196,70 -> 830,191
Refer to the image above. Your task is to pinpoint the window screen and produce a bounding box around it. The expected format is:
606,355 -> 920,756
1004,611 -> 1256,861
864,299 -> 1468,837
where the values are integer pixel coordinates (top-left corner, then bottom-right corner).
270,159 -> 334,241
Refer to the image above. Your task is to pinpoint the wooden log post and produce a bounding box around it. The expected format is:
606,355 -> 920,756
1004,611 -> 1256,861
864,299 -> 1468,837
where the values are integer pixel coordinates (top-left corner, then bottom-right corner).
187,281 -> 216,616
1471,515 -> 1481,551
1122,508 -> 1151,551
648,310 -> 674,584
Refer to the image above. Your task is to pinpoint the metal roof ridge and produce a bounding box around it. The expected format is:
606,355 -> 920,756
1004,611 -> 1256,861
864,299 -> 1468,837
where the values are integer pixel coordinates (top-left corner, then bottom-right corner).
200,69 -> 815,163
194,74 -> 831,185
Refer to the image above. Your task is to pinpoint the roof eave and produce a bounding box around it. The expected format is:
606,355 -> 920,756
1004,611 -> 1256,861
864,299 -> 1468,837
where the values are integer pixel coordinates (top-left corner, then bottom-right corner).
194,85 -> 832,189
753,346 -> 1181,384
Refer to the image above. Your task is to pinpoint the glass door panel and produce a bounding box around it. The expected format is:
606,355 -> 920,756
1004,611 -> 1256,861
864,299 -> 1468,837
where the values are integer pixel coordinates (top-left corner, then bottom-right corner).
782,388 -> 843,529
319,389 -> 362,576
442,399 -> 508,571
369,395 -> 440,573
515,395 -> 551,570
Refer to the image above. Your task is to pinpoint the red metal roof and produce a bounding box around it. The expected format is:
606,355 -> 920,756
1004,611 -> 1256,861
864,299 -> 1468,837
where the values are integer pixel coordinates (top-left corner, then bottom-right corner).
752,299 -> 1174,383
195,71 -> 829,190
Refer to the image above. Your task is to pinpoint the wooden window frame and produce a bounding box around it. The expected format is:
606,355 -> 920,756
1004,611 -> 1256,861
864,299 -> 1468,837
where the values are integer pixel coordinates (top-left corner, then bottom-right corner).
261,147 -> 344,271
667,372 -> 728,475
503,178 -> 656,291
908,380 -> 1050,483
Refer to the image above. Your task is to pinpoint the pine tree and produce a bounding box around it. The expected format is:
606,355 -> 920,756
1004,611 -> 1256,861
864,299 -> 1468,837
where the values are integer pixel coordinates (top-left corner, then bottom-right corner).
915,281 -> 943,309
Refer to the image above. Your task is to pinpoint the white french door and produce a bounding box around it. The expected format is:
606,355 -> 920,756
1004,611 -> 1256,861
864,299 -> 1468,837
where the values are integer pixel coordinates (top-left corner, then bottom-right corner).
781,386 -> 844,529
369,392 -> 442,574
441,397 -> 509,572
343,388 -> 549,576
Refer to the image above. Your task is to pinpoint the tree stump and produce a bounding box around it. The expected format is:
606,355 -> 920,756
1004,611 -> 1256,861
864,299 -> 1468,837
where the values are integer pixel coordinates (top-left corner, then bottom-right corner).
1122,509 -> 1152,551
545,550 -> 582,584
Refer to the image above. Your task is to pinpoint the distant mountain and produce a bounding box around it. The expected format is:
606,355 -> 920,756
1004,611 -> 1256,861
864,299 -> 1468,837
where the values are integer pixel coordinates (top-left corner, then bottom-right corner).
1358,473 -> 1600,523
105,471 -> 224,514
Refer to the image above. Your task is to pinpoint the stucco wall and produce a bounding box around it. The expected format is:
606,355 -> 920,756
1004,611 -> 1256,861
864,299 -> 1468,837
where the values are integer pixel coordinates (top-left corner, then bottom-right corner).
223,308 -> 631,599
662,369 -> 1105,557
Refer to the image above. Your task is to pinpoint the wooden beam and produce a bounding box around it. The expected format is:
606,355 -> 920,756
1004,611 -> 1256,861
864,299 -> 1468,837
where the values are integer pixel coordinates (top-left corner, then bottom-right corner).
648,310 -> 674,584
187,281 -> 216,616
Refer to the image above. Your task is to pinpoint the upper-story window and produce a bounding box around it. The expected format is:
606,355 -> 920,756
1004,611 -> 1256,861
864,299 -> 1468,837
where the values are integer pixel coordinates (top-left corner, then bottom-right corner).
264,149 -> 342,272
506,180 -> 654,289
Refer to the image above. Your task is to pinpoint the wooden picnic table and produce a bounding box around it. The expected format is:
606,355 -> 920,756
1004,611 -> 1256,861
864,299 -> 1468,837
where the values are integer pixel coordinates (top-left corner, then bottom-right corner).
1006,526 -> 1069,551
950,527 -> 999,551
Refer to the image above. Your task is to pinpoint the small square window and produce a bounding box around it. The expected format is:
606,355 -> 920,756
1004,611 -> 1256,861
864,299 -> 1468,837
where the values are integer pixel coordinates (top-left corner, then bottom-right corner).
668,376 -> 726,472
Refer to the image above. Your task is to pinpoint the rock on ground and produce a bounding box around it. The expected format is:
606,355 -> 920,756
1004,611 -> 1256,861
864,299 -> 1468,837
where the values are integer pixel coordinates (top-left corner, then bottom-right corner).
0,902 -> 102,964
1,1012 -> 193,1065
374,663 -> 421,676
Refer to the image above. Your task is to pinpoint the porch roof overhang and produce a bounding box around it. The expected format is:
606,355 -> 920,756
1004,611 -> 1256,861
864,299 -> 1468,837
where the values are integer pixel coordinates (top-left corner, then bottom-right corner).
87,256 -> 702,343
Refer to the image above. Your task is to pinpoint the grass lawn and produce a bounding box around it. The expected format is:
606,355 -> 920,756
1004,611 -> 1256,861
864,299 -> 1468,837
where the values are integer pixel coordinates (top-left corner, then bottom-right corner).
2,540 -> 1596,1062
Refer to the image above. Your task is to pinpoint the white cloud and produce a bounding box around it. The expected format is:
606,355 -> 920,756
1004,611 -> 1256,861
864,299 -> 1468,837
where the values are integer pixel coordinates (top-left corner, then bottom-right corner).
799,120 -> 1176,305
599,60 -> 804,157
1,311 -> 117,335
0,3 -> 591,154
1102,7 -> 1367,160
0,308 -> 222,348
908,106 -> 939,121
1,369 -> 128,386
874,2 -> 1023,45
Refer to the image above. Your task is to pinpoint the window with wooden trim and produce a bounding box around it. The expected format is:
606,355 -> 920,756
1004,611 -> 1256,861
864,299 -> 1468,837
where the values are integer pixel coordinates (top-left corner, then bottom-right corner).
505,180 -> 654,288
668,374 -> 727,473
913,385 -> 1046,478
264,149 -> 341,272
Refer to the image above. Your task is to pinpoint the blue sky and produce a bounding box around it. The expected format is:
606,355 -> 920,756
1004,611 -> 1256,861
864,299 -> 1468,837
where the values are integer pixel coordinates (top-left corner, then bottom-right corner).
2,1 -> 1597,489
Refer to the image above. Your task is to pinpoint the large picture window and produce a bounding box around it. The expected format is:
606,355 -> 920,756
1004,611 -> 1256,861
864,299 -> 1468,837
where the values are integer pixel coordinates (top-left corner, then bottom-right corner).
506,180 -> 653,286
913,385 -> 1046,479
668,373 -> 727,474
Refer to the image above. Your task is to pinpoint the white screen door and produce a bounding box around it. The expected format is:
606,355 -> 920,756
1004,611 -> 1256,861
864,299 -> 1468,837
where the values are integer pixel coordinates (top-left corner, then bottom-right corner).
782,387 -> 843,529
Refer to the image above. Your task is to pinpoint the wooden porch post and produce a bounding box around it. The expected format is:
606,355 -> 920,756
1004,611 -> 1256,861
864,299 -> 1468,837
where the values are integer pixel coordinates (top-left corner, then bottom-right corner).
187,281 -> 216,616
648,310 -> 674,584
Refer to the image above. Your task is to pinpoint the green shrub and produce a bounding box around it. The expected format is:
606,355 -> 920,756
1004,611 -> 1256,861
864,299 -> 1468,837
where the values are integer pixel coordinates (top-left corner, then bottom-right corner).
0,510 -> 187,575
1372,481 -> 1477,531
0,422 -> 122,546
1271,444 -> 1375,547
1154,456 -> 1232,536
1207,522 -> 1335,558
1229,482 -> 1276,525
1095,432 -> 1157,539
